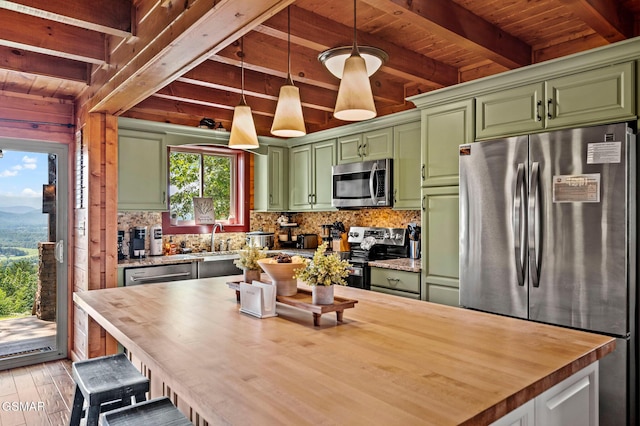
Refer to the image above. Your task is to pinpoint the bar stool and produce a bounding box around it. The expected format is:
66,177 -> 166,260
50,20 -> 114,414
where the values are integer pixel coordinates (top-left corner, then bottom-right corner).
69,353 -> 150,426
101,397 -> 192,426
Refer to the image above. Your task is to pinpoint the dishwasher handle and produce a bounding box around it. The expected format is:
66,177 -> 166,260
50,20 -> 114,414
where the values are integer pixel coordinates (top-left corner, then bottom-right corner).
128,271 -> 192,284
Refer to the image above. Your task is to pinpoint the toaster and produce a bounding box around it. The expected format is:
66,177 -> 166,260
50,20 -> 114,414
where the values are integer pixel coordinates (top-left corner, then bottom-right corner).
297,234 -> 318,249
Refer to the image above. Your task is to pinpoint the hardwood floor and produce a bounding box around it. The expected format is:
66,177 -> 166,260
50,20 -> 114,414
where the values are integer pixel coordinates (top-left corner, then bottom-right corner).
0,359 -> 74,426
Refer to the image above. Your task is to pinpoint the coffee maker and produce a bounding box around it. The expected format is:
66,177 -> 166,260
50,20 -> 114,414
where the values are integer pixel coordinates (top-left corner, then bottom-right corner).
130,226 -> 147,259
117,230 -> 127,261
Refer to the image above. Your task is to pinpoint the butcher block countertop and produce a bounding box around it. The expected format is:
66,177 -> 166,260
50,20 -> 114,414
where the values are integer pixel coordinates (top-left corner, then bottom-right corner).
73,277 -> 614,425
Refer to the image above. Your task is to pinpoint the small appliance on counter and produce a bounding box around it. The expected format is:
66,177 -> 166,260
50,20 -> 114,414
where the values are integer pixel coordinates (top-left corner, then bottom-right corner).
407,223 -> 421,259
117,230 -> 127,261
296,234 -> 318,249
129,226 -> 147,259
331,221 -> 348,252
246,231 -> 275,249
150,224 -> 163,256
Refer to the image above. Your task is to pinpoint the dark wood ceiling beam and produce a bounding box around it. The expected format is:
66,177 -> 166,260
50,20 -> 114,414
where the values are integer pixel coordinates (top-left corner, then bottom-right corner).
155,80 -> 328,124
0,8 -> 106,64
0,0 -> 132,38
179,59 -> 337,113
0,46 -> 88,83
557,0 -> 634,42
366,0 -> 531,69
132,96 -> 274,135
86,0 -> 295,116
256,5 -> 458,87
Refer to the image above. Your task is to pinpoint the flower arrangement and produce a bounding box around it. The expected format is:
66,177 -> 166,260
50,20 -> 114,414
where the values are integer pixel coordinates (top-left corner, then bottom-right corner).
294,242 -> 350,286
234,245 -> 267,270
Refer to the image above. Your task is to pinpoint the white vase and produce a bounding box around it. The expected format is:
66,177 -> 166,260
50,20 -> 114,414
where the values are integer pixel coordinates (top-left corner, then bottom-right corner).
312,285 -> 334,304
243,268 -> 261,283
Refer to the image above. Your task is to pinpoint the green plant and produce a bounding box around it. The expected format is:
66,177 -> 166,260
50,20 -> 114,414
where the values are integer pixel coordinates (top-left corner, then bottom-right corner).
234,245 -> 267,270
294,243 -> 350,286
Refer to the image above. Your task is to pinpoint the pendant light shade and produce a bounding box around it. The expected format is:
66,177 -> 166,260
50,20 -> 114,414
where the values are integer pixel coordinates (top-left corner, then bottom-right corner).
229,98 -> 259,149
332,0 -> 377,122
271,7 -> 306,138
333,48 -> 376,121
271,80 -> 306,137
229,38 -> 259,150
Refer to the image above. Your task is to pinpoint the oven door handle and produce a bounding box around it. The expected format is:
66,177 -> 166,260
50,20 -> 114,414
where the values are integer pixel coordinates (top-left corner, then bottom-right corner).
369,162 -> 379,205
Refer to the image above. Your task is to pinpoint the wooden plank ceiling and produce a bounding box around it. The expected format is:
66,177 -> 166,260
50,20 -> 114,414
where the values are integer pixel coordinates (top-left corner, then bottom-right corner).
0,0 -> 638,136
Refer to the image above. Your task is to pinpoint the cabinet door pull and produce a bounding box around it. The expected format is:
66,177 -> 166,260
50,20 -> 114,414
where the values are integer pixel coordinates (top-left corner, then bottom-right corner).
421,164 -> 425,180
536,100 -> 542,121
362,142 -> 367,157
387,277 -> 400,286
394,188 -> 397,203
421,195 -> 426,211
547,98 -> 553,119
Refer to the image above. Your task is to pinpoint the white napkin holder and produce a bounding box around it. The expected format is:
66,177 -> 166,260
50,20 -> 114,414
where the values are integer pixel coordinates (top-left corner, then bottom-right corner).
239,281 -> 277,318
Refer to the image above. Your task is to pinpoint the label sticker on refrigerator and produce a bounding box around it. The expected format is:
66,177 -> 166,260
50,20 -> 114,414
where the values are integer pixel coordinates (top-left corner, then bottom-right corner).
459,145 -> 471,156
586,142 -> 621,164
553,174 -> 600,203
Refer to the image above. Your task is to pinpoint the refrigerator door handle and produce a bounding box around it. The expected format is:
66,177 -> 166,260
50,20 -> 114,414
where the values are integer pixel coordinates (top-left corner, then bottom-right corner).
528,162 -> 541,287
513,163 -> 526,286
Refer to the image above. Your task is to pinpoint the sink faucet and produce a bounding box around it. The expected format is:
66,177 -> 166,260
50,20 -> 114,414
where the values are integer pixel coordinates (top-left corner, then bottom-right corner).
211,223 -> 224,251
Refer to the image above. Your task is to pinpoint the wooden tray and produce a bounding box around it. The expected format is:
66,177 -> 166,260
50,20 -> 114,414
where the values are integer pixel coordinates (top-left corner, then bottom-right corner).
227,281 -> 357,326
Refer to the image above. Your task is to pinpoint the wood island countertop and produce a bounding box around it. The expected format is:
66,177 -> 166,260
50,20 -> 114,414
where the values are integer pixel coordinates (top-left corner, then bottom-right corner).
73,276 -> 614,425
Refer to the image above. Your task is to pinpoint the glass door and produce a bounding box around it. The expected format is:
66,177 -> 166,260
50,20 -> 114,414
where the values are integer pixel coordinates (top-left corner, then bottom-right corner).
0,140 -> 68,370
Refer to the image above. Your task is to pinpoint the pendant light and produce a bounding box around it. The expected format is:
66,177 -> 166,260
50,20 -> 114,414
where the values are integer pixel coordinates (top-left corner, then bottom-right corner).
271,6 -> 306,137
229,38 -> 259,149
333,0 -> 377,122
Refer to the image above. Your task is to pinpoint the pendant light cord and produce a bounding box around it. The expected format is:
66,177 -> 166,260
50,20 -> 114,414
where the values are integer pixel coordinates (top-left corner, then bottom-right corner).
240,37 -> 246,105
351,0 -> 359,55
287,6 -> 292,82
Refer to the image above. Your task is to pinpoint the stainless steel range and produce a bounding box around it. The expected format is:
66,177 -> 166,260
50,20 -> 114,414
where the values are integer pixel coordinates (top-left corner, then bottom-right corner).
346,226 -> 408,290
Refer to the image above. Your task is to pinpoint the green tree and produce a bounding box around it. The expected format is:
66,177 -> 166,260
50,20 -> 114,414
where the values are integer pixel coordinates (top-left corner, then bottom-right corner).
169,150 -> 232,221
0,260 -> 38,316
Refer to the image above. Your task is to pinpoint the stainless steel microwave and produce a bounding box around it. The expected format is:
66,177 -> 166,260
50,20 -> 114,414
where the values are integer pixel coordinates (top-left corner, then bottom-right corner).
331,158 -> 392,208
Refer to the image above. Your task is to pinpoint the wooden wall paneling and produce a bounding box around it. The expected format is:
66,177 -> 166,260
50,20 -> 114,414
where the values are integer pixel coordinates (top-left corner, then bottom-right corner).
104,115 -> 118,289
0,91 -> 74,144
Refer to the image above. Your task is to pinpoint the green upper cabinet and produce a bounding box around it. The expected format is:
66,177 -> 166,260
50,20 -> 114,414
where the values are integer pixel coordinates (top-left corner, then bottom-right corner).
393,121 -> 421,209
118,129 -> 168,211
422,100 -> 473,187
421,186 -> 459,306
337,127 -> 393,164
476,62 -> 635,140
545,61 -> 635,129
254,146 -> 288,212
289,140 -> 337,211
475,83 -> 545,140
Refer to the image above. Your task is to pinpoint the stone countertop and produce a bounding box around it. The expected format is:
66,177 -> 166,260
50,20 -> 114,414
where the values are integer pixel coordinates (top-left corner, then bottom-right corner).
74,277 -> 615,425
368,258 -> 421,273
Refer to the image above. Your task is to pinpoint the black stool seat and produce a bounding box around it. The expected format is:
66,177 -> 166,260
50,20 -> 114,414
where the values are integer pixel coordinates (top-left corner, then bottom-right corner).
69,353 -> 150,426
101,397 -> 192,426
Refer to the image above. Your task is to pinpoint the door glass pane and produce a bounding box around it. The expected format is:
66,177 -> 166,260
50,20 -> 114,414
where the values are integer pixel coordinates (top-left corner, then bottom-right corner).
0,145 -> 67,368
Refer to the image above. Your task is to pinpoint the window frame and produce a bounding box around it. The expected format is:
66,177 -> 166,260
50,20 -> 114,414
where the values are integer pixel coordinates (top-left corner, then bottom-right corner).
161,145 -> 250,234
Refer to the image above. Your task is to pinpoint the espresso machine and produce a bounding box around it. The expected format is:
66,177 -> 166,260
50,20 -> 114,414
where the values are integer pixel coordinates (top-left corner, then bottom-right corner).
130,226 -> 147,259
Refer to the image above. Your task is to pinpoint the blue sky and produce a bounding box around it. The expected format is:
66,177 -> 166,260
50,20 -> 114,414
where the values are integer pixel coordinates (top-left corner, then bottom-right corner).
0,149 -> 48,210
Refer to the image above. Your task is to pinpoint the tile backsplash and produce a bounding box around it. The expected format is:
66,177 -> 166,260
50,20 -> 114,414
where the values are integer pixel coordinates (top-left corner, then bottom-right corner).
117,209 -> 420,255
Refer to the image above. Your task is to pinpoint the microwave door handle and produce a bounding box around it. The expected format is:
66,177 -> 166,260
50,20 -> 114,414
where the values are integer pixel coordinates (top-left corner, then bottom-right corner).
369,162 -> 378,204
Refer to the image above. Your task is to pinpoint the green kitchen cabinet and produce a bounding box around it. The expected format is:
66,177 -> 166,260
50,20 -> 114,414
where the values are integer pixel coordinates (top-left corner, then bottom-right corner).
476,62 -> 635,140
393,120 -> 421,209
289,139 -> 337,211
254,145 -> 288,211
337,127 -> 393,164
370,267 -> 421,300
422,100 -> 473,187
421,186 -> 459,306
118,129 -> 168,211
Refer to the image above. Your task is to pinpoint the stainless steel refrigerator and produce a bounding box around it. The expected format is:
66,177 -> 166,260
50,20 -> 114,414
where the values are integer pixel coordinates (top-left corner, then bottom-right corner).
459,122 -> 637,426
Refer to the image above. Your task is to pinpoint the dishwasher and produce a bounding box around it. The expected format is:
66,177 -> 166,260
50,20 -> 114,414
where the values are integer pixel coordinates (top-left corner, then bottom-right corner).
123,262 -> 197,286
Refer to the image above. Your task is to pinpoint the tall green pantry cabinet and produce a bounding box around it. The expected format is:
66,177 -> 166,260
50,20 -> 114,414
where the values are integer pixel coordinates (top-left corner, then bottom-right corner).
254,146 -> 288,211
416,101 -> 472,306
